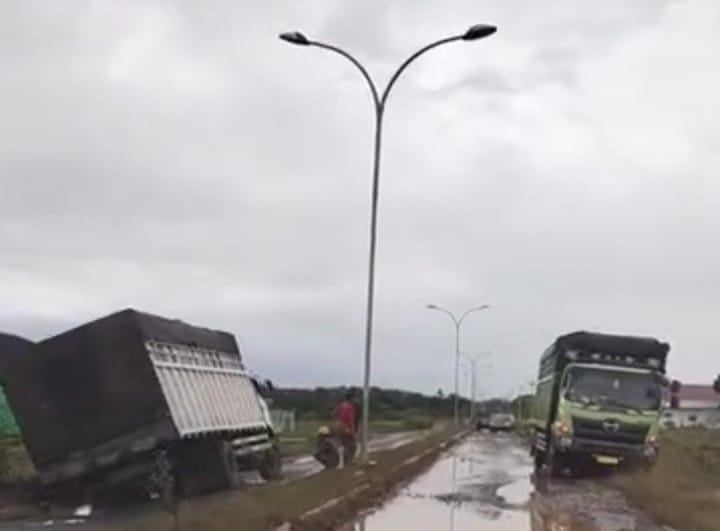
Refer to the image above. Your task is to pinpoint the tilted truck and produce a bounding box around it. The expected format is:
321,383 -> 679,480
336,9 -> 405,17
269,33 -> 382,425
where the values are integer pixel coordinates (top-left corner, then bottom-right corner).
3,309 -> 281,497
530,331 -> 669,475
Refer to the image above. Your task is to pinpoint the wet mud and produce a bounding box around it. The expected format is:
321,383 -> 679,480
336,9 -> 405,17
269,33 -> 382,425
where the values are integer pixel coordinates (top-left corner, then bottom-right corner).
0,431 -> 425,530
339,432 -> 664,531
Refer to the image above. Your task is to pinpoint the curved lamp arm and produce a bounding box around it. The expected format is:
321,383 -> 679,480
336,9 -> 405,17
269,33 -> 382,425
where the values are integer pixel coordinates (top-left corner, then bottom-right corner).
381,35 -> 463,107
457,305 -> 490,326
309,41 -> 381,110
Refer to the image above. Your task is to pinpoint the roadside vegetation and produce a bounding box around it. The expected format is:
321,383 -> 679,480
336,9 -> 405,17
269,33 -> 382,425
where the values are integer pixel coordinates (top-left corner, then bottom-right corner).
611,428 -> 720,531
271,385 -> 458,457
279,417 -> 434,457
270,386 -> 468,421
0,440 -> 33,483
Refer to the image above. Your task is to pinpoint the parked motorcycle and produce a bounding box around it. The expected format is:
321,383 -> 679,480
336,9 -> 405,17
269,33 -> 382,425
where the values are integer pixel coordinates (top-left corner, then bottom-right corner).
313,425 -> 357,469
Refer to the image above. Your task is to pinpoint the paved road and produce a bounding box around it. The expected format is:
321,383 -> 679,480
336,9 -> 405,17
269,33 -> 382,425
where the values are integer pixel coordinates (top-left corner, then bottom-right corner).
338,431 -> 664,531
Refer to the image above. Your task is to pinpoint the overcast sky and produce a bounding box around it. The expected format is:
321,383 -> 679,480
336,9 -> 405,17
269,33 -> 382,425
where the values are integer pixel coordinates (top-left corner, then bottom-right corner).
2,0 -> 719,397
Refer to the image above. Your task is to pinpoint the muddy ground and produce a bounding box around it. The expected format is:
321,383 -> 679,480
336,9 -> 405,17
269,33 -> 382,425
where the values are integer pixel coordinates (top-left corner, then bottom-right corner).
337,432 -> 667,531
0,430 -> 426,530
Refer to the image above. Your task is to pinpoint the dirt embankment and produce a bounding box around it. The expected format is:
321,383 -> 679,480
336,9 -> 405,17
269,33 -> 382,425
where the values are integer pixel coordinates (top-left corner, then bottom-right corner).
610,428 -> 720,531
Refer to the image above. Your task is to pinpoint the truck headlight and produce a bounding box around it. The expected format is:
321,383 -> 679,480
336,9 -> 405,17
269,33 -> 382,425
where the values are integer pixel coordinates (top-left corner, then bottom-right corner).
644,434 -> 659,457
554,421 -> 573,437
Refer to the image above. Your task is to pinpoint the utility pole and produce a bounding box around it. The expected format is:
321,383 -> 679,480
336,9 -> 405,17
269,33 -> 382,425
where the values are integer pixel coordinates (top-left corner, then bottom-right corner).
427,305 -> 490,426
281,24 -> 497,460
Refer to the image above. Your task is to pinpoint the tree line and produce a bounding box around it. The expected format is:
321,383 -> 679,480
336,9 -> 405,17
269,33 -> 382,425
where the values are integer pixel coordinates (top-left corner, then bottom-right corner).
268,385 -> 513,420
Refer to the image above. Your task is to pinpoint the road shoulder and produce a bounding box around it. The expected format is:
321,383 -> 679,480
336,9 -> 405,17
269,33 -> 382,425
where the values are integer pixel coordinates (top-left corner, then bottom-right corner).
124,426 -> 464,531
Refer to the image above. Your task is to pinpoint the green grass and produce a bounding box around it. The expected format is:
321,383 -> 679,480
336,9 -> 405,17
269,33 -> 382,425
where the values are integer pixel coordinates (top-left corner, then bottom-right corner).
610,428 -> 720,531
278,417 -> 436,457
0,440 -> 34,483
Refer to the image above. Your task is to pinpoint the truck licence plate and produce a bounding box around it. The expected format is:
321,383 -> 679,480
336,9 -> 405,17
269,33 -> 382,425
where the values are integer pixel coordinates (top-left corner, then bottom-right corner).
595,455 -> 619,466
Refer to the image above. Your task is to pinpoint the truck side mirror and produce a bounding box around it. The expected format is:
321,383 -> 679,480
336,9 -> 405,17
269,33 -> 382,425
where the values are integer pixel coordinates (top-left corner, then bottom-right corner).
656,375 -> 670,387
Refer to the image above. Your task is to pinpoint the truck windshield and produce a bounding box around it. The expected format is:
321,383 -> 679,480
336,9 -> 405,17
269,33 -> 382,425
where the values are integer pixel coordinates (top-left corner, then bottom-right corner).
565,368 -> 661,411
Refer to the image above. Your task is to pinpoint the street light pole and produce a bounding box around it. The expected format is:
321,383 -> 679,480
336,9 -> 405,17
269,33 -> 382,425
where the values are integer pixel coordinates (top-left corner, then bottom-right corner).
461,351 -> 491,422
427,304 -> 490,426
280,25 -> 497,461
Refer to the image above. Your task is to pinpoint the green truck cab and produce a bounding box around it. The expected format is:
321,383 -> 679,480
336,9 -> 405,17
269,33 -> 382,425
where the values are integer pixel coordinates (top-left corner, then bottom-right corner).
530,331 -> 669,476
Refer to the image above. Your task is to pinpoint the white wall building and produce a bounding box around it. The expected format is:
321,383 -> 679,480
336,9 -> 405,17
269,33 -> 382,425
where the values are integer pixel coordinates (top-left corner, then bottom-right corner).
662,384 -> 720,429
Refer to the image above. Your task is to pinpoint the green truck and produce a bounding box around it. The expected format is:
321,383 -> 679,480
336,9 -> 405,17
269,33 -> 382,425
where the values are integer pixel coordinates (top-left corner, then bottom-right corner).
530,331 -> 669,476
0,333 -> 33,440
0,386 -> 20,439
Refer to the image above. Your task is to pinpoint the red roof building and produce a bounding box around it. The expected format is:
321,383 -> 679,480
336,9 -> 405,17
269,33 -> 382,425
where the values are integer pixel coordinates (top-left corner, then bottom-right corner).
669,384 -> 720,409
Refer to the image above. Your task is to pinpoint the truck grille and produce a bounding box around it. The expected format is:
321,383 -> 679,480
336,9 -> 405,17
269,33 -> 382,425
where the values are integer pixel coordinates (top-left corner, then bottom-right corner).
572,417 -> 648,445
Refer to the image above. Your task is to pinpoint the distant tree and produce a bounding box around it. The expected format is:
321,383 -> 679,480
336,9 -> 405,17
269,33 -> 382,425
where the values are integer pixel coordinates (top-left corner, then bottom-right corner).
713,375 -> 720,394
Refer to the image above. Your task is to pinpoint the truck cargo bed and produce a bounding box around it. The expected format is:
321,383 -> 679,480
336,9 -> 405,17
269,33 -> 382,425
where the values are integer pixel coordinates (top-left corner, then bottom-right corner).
4,309 -> 269,484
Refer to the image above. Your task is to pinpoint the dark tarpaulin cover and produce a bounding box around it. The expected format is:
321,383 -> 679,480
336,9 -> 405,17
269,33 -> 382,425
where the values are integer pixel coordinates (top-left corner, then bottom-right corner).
0,333 -> 33,379
555,331 -> 669,359
3,309 -> 240,467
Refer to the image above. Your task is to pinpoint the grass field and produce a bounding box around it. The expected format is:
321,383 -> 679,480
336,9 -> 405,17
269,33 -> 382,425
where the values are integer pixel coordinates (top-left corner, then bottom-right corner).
611,428 -> 720,531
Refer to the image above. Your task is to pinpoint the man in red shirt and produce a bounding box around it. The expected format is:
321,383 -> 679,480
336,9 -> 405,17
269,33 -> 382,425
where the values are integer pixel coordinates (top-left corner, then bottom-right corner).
336,391 -> 358,465
337,391 -> 357,434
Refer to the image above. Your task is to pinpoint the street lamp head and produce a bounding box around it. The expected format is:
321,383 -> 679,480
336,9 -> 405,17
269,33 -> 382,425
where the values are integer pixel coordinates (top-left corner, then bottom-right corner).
279,31 -> 311,46
462,24 -> 497,41
478,304 -> 490,310
426,304 -> 439,310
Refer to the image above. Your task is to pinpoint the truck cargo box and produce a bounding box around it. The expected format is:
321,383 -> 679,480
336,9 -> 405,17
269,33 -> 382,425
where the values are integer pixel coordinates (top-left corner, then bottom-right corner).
4,309 -> 269,484
540,331 -> 670,377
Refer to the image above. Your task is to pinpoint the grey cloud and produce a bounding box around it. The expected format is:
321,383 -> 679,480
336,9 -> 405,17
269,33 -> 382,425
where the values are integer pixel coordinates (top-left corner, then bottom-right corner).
1,0 -> 719,397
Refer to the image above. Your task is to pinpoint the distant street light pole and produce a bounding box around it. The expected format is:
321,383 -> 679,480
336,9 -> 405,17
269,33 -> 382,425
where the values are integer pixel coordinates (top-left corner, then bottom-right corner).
461,351 -> 491,421
427,304 -> 490,426
280,25 -> 497,461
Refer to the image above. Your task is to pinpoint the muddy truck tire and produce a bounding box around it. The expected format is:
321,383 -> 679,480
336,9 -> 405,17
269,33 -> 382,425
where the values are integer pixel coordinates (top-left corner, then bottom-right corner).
258,445 -> 282,481
173,439 -> 239,497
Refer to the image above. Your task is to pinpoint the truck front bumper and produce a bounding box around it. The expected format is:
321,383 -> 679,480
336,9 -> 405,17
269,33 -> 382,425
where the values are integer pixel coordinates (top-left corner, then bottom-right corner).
556,436 -> 657,467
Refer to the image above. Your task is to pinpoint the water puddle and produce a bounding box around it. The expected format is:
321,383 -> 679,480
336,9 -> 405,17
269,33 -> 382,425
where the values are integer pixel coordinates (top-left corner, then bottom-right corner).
339,433 -> 532,531
338,433 -> 663,531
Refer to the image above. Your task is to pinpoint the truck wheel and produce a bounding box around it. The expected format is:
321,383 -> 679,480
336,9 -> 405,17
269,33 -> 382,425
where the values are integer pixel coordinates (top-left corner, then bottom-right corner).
221,440 -> 242,489
258,445 -> 283,481
174,439 -> 238,496
147,449 -> 177,502
547,449 -> 565,478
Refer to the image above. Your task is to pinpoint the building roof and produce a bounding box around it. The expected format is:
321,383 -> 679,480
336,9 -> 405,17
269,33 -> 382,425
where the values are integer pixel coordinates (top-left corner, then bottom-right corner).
677,384 -> 719,403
